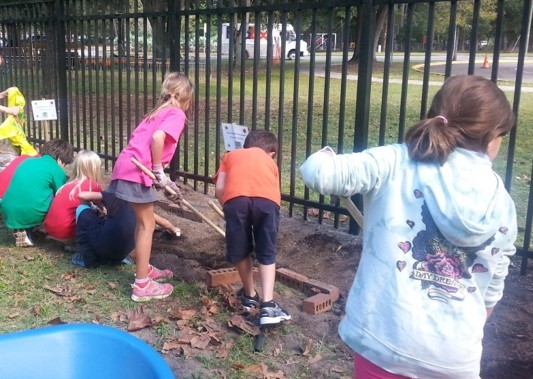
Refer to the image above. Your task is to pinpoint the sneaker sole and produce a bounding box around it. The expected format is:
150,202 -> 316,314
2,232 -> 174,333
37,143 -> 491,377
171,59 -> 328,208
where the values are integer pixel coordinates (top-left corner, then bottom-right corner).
131,292 -> 172,302
241,304 -> 258,312
260,315 -> 292,326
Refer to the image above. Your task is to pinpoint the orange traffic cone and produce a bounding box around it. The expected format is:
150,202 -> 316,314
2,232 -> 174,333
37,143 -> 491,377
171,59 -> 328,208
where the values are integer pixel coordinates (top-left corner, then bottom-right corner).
482,53 -> 490,69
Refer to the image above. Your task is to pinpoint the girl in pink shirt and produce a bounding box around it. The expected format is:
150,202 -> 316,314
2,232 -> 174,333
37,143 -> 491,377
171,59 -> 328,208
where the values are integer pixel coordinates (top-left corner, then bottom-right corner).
108,72 -> 193,302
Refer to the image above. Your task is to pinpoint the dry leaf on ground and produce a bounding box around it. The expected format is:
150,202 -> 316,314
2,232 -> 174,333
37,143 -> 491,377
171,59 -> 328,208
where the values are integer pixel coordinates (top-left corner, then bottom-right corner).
126,306 -> 152,331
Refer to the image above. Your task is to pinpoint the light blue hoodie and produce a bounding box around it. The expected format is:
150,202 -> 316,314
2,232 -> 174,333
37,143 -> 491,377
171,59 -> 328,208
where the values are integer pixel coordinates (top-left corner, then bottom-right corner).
300,144 -> 516,379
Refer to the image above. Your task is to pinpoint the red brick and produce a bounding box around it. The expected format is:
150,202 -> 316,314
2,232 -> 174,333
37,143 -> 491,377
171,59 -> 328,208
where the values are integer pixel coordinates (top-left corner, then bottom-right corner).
302,293 -> 332,315
303,279 -> 340,302
276,268 -> 309,290
207,267 -> 259,287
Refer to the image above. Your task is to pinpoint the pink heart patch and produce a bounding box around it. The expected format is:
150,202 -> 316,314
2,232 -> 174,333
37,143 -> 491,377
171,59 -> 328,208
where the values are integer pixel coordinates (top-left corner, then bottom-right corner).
406,220 -> 415,228
472,263 -> 488,273
491,247 -> 499,256
396,261 -> 406,271
398,241 -> 411,254
414,190 -> 423,198
499,226 -> 508,234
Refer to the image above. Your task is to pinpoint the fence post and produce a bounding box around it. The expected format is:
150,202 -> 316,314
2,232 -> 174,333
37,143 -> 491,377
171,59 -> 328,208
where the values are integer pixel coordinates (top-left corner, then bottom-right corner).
55,0 -> 69,141
350,0 -> 375,234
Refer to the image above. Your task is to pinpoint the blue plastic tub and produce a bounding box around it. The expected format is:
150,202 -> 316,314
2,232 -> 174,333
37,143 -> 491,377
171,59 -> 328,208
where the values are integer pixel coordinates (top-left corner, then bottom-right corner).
0,323 -> 175,379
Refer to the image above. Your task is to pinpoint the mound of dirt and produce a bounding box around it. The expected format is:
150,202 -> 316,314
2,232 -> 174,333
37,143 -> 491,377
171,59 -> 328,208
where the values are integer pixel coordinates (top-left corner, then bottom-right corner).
149,182 -> 533,378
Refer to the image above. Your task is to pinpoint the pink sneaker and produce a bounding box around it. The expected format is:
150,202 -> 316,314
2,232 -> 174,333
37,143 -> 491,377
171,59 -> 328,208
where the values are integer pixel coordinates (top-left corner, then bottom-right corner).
131,279 -> 173,302
148,265 -> 174,282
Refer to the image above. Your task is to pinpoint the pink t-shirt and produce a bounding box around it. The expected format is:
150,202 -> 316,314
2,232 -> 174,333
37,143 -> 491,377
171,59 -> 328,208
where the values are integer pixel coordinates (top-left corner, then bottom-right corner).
44,178 -> 103,240
111,107 -> 186,186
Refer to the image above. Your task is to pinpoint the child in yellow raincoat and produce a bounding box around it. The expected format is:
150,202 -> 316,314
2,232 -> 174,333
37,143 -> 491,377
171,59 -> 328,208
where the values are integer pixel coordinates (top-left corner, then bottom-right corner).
0,87 -> 37,156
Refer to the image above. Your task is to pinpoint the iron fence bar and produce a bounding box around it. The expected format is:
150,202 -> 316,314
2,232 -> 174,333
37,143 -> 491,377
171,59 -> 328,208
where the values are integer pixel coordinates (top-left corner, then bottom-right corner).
420,1 -> 435,119
214,7 -> 223,173
317,5 -> 335,225
252,12 -> 261,131
379,3 -> 395,146
491,0 -> 505,83
398,3 -> 414,142
203,0 -> 213,195
351,0 -> 374,234
303,4 -> 318,222
444,0 -> 457,78
288,1 -> 303,218
54,0 -> 68,140
264,7 -> 274,130
467,0 -> 480,75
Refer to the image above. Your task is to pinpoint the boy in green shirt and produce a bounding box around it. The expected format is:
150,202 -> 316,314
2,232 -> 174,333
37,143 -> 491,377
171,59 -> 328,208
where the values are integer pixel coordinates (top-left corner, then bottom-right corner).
0,139 -> 74,246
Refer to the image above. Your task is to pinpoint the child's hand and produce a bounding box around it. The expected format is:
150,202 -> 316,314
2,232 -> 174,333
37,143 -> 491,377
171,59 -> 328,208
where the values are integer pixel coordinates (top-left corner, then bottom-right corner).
152,165 -> 174,188
165,185 -> 183,202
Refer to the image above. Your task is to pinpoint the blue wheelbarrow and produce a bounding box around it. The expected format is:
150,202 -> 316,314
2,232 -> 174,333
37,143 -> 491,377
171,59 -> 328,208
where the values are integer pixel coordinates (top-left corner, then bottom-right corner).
0,323 -> 175,379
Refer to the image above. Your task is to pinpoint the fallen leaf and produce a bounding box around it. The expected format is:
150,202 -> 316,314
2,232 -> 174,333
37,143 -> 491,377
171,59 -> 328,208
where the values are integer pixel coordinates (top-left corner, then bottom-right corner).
44,285 -> 75,297
301,339 -> 314,356
47,317 -> 65,325
162,340 -> 182,352
61,272 -> 76,281
126,306 -> 152,331
170,307 -> 197,320
24,255 -> 34,261
33,306 -> 41,315
244,363 -> 286,378
190,334 -> 211,350
308,354 -> 323,364
110,311 -> 128,322
227,314 -> 260,336
8,312 -> 19,319
307,208 -> 319,217
108,282 -> 117,289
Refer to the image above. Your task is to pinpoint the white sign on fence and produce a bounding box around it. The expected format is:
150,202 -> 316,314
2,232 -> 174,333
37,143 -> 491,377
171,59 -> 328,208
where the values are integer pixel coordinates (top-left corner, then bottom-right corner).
31,99 -> 58,121
221,123 -> 249,151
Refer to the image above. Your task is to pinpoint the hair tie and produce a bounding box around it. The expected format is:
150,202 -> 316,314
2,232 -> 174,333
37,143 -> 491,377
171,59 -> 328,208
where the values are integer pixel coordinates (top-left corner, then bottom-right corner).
435,115 -> 448,125
162,94 -> 171,101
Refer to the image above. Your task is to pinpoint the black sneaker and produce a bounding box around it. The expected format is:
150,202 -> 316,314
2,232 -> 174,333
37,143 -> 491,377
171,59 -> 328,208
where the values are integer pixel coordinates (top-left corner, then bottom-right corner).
237,287 -> 260,311
259,301 -> 291,327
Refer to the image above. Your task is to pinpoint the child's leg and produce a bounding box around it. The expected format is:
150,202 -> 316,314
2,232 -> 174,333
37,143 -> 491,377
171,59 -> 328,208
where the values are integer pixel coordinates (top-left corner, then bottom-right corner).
236,256 -> 256,297
258,263 -> 275,302
154,212 -> 180,236
131,202 -> 156,279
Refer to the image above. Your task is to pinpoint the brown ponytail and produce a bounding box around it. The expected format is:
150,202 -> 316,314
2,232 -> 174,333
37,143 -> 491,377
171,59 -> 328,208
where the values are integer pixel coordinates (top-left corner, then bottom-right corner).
405,75 -> 515,164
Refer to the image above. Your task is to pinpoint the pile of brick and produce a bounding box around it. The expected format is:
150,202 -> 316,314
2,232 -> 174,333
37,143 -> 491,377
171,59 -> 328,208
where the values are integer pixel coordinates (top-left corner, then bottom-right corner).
207,267 -> 339,315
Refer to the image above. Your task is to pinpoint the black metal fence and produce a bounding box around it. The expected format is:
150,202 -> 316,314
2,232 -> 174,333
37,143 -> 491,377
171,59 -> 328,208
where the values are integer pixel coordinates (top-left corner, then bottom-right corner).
1,0 -> 533,273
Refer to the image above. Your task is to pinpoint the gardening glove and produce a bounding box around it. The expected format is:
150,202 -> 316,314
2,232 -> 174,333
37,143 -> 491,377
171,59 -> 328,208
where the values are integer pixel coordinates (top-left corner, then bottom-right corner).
152,164 -> 183,201
165,186 -> 184,203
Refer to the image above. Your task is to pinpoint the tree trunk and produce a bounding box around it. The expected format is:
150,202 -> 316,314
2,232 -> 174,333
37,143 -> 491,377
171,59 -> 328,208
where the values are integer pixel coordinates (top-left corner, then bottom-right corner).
141,0 -> 171,59
349,5 -> 388,63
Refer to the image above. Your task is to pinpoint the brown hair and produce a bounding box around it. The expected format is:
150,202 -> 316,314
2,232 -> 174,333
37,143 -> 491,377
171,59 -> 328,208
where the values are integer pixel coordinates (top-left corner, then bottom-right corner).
39,139 -> 74,165
145,72 -> 194,121
243,130 -> 278,157
405,75 -> 515,164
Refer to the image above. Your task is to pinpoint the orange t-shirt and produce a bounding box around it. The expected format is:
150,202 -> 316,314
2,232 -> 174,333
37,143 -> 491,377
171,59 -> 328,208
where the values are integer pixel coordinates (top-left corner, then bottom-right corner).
214,147 -> 280,206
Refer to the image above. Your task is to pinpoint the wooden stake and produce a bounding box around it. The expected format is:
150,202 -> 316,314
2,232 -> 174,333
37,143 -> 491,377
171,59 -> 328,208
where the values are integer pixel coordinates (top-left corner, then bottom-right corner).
130,157 -> 226,237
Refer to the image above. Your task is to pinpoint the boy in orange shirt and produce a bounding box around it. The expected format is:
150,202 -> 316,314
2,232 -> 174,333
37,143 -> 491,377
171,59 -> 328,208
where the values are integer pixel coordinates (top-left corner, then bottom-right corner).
214,130 -> 291,327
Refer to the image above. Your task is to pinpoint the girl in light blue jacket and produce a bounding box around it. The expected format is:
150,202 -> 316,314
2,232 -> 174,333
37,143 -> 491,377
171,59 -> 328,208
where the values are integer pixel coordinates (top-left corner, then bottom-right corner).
300,75 -> 516,379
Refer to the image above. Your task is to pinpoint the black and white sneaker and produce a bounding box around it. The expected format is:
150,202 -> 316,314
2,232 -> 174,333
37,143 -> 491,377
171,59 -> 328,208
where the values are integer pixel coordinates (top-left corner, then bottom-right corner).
237,287 -> 260,312
259,301 -> 291,327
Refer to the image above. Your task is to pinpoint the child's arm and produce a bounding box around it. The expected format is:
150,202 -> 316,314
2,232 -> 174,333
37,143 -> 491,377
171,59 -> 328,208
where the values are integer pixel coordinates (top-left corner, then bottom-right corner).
78,191 -> 103,202
0,104 -> 20,116
214,172 -> 226,205
151,129 -> 166,167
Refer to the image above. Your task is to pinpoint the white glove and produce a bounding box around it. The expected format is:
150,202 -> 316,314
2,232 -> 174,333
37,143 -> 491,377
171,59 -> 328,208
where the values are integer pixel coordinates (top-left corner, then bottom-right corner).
152,164 -> 182,200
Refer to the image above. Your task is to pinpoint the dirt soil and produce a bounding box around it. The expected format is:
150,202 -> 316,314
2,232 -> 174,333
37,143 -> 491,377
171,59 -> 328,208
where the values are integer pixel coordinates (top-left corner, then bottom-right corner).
142,183 -> 533,378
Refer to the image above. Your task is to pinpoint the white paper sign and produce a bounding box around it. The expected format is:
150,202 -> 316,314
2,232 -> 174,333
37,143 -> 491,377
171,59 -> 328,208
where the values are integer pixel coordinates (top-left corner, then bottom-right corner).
31,99 -> 58,121
222,123 -> 249,151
